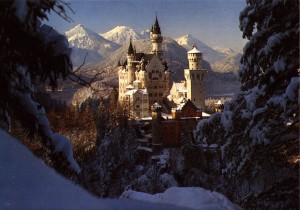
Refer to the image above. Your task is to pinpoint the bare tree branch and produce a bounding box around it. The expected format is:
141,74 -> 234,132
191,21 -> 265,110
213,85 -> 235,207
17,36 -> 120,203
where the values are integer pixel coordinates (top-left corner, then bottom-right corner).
72,52 -> 89,74
53,0 -> 75,23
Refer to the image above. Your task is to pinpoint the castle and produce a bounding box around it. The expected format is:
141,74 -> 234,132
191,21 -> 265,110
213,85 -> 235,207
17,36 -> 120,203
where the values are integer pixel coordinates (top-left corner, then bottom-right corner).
118,16 -> 207,118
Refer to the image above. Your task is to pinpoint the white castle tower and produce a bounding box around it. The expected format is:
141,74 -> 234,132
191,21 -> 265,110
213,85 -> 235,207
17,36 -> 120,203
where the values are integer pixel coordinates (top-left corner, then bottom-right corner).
150,15 -> 163,58
184,46 -> 207,110
126,39 -> 135,84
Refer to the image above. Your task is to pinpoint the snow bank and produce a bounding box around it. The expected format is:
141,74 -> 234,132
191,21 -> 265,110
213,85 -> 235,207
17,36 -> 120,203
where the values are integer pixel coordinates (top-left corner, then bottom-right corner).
0,129 -> 189,210
121,187 -> 242,210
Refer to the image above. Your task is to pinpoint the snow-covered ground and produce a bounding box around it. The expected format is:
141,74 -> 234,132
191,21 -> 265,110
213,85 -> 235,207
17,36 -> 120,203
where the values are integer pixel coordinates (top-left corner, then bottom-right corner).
0,129 -> 187,210
121,187 -> 242,210
0,129 -> 241,209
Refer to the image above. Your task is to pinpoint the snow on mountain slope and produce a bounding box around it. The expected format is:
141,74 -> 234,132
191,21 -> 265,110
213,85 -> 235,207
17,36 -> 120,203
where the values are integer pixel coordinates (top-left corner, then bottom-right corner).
175,34 -> 225,64
65,24 -> 120,66
211,53 -> 242,75
101,26 -> 145,46
213,47 -> 238,57
121,187 -> 242,210
139,29 -> 151,40
0,129 -> 189,210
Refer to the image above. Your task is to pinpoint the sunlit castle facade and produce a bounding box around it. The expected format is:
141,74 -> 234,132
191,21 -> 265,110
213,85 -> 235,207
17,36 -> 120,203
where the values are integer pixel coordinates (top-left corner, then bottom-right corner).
118,16 -> 170,118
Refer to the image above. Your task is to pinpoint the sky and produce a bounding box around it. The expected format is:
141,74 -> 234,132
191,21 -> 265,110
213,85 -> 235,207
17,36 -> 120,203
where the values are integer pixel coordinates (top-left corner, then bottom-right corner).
46,0 -> 248,50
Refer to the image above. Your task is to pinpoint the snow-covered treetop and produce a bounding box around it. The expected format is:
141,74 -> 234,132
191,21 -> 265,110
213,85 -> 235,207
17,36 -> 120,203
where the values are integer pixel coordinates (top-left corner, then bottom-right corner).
0,0 -> 81,173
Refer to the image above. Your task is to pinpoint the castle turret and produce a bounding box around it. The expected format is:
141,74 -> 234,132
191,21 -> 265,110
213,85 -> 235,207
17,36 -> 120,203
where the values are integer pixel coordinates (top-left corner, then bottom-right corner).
150,16 -> 163,58
127,39 -> 135,83
151,102 -> 163,154
184,46 -> 207,110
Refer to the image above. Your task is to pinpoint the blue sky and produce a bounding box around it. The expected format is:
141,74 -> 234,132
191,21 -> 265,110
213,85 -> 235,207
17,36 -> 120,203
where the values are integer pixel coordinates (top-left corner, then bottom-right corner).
46,0 -> 248,50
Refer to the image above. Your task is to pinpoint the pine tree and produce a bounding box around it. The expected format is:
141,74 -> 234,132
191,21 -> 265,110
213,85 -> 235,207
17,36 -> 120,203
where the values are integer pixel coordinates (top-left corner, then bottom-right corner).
195,0 -> 299,208
0,0 -> 80,173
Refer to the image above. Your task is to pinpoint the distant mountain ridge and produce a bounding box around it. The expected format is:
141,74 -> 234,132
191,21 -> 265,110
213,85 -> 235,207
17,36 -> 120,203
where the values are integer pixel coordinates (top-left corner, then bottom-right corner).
100,26 -> 150,46
65,24 -> 120,66
175,34 -> 226,64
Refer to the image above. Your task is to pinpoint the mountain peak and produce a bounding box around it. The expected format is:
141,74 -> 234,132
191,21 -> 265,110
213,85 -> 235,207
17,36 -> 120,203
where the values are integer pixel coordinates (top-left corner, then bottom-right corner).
184,34 -> 192,38
66,24 -> 98,38
101,26 -> 141,46
175,34 -> 226,64
65,24 -> 120,66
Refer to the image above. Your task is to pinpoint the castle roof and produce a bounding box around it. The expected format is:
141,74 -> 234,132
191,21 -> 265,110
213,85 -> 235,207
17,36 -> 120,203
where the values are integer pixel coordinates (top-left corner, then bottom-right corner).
125,84 -> 134,89
151,16 -> 161,34
124,52 -> 168,71
125,89 -> 148,96
173,82 -> 187,93
188,46 -> 201,54
127,39 -> 134,55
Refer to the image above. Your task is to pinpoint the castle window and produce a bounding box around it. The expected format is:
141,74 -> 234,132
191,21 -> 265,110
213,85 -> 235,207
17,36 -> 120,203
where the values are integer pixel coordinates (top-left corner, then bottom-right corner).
159,93 -> 163,96
136,105 -> 140,108
136,97 -> 140,101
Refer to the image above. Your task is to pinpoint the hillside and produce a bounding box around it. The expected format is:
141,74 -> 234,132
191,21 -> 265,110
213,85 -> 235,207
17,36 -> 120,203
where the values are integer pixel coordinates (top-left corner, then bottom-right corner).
0,129 -> 189,210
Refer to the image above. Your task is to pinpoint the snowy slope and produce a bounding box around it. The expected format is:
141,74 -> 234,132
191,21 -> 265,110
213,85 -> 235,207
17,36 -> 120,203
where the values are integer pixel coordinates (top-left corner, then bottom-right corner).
0,129 -> 191,210
0,128 -> 242,210
65,24 -> 120,66
121,187 -> 242,210
211,53 -> 241,75
213,47 -> 239,57
175,34 -> 225,64
101,25 -> 145,46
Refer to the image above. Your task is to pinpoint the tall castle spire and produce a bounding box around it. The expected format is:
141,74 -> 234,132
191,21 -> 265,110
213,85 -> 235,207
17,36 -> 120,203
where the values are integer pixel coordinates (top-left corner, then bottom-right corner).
127,38 -> 134,55
150,15 -> 163,58
127,38 -> 135,83
152,15 -> 161,34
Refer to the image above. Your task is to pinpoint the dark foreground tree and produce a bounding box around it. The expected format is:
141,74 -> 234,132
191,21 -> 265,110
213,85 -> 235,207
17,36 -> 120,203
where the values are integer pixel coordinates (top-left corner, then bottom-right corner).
0,0 -> 80,172
195,0 -> 299,208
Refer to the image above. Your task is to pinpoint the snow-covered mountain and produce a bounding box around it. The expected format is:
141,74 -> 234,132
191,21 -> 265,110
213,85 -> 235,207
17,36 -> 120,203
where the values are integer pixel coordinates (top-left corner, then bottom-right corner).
139,29 -> 151,40
101,26 -> 150,46
65,24 -> 120,66
211,53 -> 242,75
175,34 -> 226,64
213,47 -> 239,58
